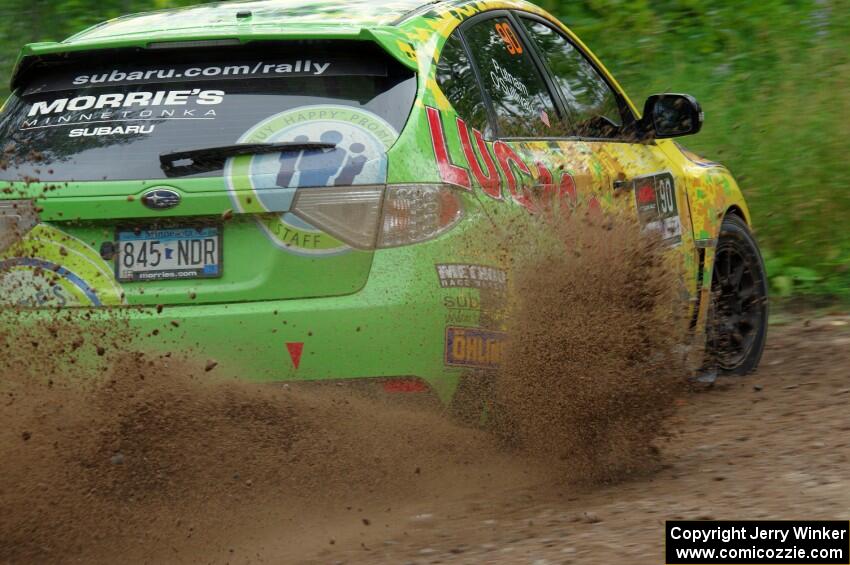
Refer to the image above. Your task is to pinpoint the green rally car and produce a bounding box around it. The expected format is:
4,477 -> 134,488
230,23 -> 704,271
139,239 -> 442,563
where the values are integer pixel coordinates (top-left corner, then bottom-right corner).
0,0 -> 768,402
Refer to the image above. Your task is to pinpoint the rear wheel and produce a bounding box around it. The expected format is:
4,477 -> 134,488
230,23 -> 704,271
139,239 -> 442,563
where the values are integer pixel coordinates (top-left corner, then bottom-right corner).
706,214 -> 769,375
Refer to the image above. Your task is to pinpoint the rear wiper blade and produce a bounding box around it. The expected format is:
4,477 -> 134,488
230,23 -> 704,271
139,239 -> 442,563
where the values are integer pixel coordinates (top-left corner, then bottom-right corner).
160,142 -> 337,178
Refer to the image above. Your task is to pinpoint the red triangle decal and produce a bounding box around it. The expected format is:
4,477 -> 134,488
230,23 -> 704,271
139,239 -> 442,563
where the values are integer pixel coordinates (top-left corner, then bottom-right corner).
286,342 -> 304,370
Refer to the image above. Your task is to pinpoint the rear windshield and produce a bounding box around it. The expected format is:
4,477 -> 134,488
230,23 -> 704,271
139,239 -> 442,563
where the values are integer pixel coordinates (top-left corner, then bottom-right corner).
0,41 -> 416,182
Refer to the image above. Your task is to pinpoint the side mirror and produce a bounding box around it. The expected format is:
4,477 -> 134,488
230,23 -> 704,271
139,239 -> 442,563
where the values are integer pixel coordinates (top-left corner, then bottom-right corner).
642,93 -> 703,139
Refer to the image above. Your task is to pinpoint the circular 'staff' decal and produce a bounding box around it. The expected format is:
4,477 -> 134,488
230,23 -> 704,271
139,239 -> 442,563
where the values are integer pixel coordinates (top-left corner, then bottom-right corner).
0,224 -> 124,308
226,105 -> 398,256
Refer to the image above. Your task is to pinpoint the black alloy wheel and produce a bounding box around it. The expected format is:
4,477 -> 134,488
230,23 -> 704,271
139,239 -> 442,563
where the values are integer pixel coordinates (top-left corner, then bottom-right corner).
707,214 -> 769,375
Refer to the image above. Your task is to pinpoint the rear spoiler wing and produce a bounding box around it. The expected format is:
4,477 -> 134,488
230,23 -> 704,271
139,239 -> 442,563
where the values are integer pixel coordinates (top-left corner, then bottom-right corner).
10,27 -> 417,92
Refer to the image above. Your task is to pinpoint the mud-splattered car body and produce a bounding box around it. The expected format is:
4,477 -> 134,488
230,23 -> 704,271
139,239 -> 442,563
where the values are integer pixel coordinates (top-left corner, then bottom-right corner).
0,0 -> 753,401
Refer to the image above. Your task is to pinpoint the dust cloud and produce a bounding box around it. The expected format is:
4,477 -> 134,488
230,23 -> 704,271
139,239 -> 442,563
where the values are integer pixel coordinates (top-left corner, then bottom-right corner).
494,206 -> 688,482
0,336 -> 531,562
0,206 -> 688,563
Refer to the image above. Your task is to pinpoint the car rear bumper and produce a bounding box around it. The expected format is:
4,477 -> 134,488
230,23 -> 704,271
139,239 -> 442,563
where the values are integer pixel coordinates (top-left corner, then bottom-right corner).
3,221 -> 510,405
4,260 -> 464,404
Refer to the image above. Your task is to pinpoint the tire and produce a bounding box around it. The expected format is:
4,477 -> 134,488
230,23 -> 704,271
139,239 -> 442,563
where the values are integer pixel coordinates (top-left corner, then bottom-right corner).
706,214 -> 769,375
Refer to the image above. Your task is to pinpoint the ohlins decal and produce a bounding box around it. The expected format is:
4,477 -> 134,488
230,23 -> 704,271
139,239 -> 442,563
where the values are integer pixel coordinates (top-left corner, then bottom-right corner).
426,106 -> 576,211
445,326 -> 505,369
27,89 -> 225,117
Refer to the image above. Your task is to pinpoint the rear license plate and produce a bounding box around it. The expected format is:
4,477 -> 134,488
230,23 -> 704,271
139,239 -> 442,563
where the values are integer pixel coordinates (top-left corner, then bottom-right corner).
116,226 -> 221,282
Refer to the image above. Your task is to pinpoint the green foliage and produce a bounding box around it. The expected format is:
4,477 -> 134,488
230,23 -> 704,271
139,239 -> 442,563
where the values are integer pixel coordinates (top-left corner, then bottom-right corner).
539,0 -> 850,299
0,0 -> 215,84
0,0 -> 848,298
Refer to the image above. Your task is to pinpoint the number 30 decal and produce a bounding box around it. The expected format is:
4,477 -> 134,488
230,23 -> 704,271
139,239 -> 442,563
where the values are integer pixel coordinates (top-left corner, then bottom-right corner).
495,22 -> 523,55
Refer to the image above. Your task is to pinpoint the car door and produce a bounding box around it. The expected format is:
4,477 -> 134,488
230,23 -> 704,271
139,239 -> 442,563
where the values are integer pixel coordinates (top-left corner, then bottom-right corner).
457,13 -> 616,216
513,14 -> 699,304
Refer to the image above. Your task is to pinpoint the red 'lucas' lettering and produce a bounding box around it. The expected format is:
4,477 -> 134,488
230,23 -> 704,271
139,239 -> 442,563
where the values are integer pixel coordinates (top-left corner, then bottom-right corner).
426,106 -> 536,208
532,161 -> 554,213
535,162 -> 554,195
538,164 -> 578,213
494,141 -> 533,211
426,105 -> 471,190
559,171 -> 578,203
425,105 -> 596,217
456,117 -> 501,199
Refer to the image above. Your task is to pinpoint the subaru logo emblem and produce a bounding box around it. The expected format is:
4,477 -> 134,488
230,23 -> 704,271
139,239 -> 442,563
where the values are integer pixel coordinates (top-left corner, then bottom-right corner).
141,188 -> 181,210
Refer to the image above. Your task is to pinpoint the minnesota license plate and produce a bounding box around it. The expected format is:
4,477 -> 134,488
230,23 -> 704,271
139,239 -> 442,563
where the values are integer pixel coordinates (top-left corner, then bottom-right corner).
116,226 -> 221,282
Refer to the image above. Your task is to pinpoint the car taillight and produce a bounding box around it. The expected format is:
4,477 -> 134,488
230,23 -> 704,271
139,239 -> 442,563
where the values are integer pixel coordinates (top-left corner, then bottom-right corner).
0,200 -> 38,254
290,184 -> 465,250
291,184 -> 385,250
377,184 -> 464,248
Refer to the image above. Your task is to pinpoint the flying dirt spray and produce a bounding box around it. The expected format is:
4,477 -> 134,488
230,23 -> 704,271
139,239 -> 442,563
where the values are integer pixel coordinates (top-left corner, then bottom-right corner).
0,205 -> 688,563
493,204 -> 689,482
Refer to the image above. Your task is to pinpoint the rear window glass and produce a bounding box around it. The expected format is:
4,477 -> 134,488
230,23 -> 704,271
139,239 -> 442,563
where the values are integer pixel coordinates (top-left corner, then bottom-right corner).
436,31 -> 492,137
0,42 -> 416,182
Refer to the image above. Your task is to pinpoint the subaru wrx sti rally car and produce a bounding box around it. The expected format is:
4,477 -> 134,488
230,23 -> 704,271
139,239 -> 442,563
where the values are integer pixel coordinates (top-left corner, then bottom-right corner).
0,0 -> 767,401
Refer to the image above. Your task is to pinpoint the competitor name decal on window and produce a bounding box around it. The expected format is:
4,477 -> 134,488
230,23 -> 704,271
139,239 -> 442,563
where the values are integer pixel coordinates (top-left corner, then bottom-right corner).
490,59 -> 535,116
